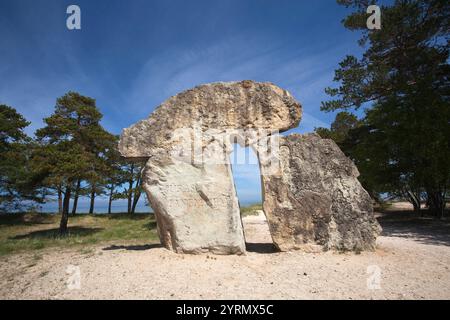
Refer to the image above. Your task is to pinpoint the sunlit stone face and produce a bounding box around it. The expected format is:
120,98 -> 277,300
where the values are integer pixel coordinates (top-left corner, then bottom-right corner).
119,80 -> 380,254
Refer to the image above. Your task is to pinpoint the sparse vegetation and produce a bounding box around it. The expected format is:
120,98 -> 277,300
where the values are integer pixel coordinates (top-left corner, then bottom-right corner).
240,203 -> 262,217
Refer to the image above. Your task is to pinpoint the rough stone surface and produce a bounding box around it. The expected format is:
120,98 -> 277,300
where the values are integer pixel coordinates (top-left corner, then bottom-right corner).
142,156 -> 244,254
119,81 -> 301,254
260,133 -> 381,252
119,80 -> 380,254
119,80 -> 301,158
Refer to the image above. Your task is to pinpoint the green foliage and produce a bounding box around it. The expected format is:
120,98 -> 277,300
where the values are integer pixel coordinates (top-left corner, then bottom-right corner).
315,111 -> 362,144
0,105 -> 29,146
32,92 -> 115,232
240,203 -> 263,217
320,0 -> 450,215
323,0 -> 449,112
33,92 -> 105,185
2,92 -> 148,220
92,137 -> 145,215
0,105 -> 38,211
115,160 -> 145,214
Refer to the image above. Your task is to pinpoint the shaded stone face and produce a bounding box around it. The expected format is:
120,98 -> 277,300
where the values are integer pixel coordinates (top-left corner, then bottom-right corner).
259,133 -> 381,252
119,80 -> 380,254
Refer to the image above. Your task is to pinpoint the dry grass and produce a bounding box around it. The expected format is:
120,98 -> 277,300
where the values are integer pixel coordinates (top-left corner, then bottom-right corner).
240,203 -> 262,217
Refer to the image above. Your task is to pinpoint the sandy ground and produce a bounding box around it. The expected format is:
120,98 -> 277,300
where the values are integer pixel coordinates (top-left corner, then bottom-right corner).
1,208 -> 450,300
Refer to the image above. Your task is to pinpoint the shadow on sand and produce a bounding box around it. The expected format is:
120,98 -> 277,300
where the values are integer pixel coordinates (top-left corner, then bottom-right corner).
102,243 -> 163,251
378,210 -> 450,247
245,242 -> 278,254
10,226 -> 103,240
103,243 -> 279,254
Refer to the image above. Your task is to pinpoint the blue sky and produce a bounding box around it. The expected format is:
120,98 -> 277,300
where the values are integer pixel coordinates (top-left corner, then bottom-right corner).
0,0 -> 367,210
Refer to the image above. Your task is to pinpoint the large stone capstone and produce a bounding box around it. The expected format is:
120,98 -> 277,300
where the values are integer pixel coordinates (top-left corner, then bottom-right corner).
119,80 -> 380,254
119,80 -> 301,158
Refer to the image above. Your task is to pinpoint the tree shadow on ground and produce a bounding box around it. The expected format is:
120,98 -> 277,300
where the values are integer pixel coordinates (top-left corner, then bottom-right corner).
104,243 -> 279,253
107,213 -> 153,220
144,221 -> 157,230
10,226 -> 103,240
378,210 -> 450,246
102,243 -> 162,251
0,213 -> 55,226
245,242 -> 278,254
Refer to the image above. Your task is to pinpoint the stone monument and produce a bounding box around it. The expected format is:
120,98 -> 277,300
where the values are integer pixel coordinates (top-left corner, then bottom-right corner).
119,80 -> 381,254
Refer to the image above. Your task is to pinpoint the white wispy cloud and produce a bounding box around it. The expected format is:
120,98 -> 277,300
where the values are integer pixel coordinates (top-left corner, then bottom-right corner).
125,34 -> 346,133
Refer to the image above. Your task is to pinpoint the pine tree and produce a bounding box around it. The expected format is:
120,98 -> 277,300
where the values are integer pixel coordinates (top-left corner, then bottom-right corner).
321,0 -> 449,216
103,135 -> 127,214
33,92 -> 109,233
0,105 -> 38,211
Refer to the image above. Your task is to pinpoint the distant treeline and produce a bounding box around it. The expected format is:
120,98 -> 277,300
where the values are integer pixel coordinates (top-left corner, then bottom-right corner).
0,92 -> 144,234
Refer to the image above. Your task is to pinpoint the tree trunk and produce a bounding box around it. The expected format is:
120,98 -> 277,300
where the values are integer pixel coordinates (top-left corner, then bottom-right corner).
127,164 -> 134,214
89,185 -> 95,214
59,186 -> 71,235
130,176 -> 142,214
411,200 -> 420,214
71,179 -> 81,215
57,186 -> 63,214
427,190 -> 445,219
436,192 -> 445,219
108,185 -> 114,214
406,190 -> 420,215
131,193 -> 141,214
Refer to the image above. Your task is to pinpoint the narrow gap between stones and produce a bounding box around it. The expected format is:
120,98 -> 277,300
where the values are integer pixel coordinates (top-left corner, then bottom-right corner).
229,143 -> 276,254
